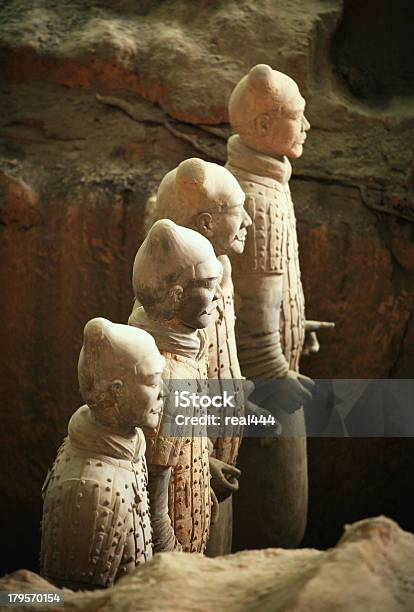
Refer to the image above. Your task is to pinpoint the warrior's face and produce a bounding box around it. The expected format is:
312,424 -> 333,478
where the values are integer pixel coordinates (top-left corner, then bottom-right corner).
206,198 -> 252,256
256,91 -> 310,159
118,352 -> 166,430
173,258 -> 222,329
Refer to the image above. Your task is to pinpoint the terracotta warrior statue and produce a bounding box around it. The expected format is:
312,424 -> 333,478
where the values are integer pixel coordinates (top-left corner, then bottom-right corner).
143,158 -> 278,556
40,318 -> 165,589
225,64 -> 333,548
129,219 -> 222,554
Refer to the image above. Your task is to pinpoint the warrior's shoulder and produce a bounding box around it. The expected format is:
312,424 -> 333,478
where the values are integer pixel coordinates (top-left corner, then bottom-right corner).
225,165 -> 285,210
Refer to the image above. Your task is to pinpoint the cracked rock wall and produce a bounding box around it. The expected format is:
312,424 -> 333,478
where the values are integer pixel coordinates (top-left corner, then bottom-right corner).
0,0 -> 413,573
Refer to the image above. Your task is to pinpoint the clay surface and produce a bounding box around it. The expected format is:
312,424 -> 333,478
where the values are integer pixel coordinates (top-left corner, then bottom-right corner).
143,157 -> 251,555
150,158 -> 251,465
2,517 -> 414,612
1,0 -> 413,572
40,318 -> 164,588
226,65 -> 314,549
130,220 -> 222,553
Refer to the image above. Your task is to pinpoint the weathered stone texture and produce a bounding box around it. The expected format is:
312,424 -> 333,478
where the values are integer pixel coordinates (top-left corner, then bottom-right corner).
1,518 -> 414,612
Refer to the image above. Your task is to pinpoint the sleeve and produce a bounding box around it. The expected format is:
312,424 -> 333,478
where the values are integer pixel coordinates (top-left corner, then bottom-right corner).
147,464 -> 182,553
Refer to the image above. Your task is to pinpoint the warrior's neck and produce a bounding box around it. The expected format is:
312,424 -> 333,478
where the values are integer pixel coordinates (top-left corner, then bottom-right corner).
130,306 -> 206,361
227,134 -> 292,184
68,405 -> 141,461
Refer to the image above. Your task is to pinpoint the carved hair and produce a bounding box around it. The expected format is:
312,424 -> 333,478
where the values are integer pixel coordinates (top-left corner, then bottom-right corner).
151,158 -> 244,228
228,64 -> 301,137
132,219 -> 219,315
78,318 -> 158,413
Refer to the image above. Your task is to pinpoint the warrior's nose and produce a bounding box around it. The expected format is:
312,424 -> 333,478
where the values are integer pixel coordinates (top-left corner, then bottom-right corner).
213,282 -> 223,301
242,208 -> 252,228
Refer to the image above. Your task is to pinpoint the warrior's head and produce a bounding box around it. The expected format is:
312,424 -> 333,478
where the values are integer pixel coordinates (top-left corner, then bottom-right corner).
78,318 -> 165,430
133,219 -> 222,328
229,64 -> 310,159
152,158 -> 251,256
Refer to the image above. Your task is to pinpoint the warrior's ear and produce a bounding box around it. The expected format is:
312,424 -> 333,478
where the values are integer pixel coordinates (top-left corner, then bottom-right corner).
194,212 -> 214,237
110,379 -> 124,397
168,285 -> 184,309
255,112 -> 271,138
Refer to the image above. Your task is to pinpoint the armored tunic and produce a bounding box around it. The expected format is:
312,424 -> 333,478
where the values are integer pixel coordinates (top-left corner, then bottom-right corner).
40,406 -> 152,589
225,134 -> 308,550
129,308 -> 211,554
206,255 -> 244,466
226,134 -> 306,373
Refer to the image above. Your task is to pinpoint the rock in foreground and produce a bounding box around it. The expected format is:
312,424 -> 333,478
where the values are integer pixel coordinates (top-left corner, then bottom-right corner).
1,517 -> 413,612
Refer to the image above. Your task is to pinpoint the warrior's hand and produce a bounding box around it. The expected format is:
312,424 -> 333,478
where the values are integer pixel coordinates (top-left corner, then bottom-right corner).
209,456 -> 241,503
259,371 -> 315,414
303,320 -> 335,356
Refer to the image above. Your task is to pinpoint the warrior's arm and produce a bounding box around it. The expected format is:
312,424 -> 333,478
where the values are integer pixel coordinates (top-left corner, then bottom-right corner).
235,273 -> 314,413
147,463 -> 182,553
234,272 -> 286,375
